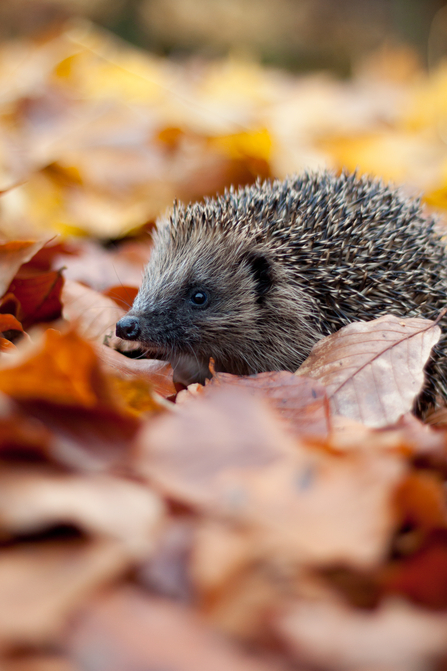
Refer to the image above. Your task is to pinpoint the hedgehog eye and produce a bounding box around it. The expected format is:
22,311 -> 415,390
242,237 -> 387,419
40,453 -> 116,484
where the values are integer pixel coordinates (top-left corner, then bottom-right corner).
189,290 -> 209,308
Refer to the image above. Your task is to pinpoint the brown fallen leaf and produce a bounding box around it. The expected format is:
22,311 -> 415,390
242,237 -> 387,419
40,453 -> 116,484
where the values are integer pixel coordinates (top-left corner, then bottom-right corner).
0,240 -> 49,298
208,371 -> 329,438
109,374 -> 170,415
175,382 -> 205,404
137,518 -> 195,602
66,587 -> 287,671
0,468 -> 164,558
1,653 -> 78,671
56,240 -> 150,293
190,518 -> 258,596
103,285 -> 138,311
297,315 -> 441,427
0,329 -> 115,408
394,471 -> 447,534
97,345 -> 175,399
7,269 -> 64,329
0,404 -> 52,460
29,402 -> 140,472
276,596 -> 447,671
62,280 -> 125,347
382,530 -> 447,609
0,314 -> 24,335
0,293 -> 21,319
136,387 -> 297,502
0,339 -> 17,352
326,413 -> 447,467
196,562 -> 288,642
0,538 -> 129,648
21,241 -> 79,273
137,388 -> 404,568
0,329 -> 142,469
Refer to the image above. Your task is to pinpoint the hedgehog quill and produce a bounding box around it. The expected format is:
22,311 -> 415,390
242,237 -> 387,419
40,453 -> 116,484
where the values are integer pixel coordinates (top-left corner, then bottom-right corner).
116,170 -> 447,400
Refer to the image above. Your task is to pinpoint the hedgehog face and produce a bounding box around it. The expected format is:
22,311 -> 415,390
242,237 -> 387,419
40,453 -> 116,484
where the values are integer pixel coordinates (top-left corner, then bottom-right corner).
116,231 -> 281,385
116,196 -> 323,386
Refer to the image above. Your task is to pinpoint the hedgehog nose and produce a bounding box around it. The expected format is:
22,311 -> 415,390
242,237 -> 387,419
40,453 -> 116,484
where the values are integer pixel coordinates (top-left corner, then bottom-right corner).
116,316 -> 141,340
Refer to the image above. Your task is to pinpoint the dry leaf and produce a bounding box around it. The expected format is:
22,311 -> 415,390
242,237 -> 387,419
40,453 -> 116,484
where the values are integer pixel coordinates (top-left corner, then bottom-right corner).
1,654 -> 78,671
0,539 -> 129,648
0,406 -> 52,460
208,371 -> 329,438
67,587 -> 287,671
0,330 -> 141,469
103,285 -> 138,311
137,518 -> 195,601
136,387 -> 297,503
0,314 -> 23,334
0,20 -> 447,671
394,471 -> 447,533
0,338 -> 17,352
62,281 -> 125,347
0,329 -> 115,408
0,468 -> 164,558
7,269 -> 64,329
109,375 -> 169,416
0,240 -> 49,298
196,563 -> 285,641
190,519 -> 257,595
97,345 -> 175,398
382,530 -> 447,609
297,315 -> 441,427
57,240 -> 150,292
31,402 -> 140,472
138,388 -> 404,568
276,596 -> 447,671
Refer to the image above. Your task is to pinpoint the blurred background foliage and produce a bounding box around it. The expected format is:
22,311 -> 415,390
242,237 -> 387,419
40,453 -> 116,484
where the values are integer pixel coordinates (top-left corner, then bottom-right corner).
1,0 -> 446,75
1,0 -> 447,239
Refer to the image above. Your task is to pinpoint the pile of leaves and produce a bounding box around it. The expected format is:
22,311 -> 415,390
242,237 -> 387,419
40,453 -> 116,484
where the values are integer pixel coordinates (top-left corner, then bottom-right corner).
0,21 -> 447,671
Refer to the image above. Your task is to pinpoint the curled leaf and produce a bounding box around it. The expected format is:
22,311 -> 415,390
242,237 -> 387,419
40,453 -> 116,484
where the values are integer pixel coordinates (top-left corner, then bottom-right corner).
0,314 -> 23,334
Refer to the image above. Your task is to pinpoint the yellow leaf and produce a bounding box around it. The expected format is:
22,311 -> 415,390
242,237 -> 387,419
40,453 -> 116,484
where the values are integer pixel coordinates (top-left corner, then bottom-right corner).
209,129 -> 272,162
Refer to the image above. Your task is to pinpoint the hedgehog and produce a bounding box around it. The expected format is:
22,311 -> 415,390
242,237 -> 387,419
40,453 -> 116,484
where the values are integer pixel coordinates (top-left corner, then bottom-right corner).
116,170 -> 447,402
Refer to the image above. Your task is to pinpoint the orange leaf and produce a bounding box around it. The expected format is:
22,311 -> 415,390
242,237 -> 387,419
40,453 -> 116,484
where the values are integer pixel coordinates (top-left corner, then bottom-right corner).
0,329 -> 143,469
97,345 -> 175,399
382,531 -> 447,609
0,338 -> 16,352
0,293 -> 21,318
0,329 -> 113,408
103,285 -> 138,311
21,241 -> 78,273
0,314 -> 23,334
7,270 -> 64,329
394,472 -> 447,533
110,375 -> 167,416
0,240 -> 49,298
0,405 -> 51,459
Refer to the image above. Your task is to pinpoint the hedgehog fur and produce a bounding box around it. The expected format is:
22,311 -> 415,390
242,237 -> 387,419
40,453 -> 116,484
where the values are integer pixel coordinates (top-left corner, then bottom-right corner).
116,170 -> 447,401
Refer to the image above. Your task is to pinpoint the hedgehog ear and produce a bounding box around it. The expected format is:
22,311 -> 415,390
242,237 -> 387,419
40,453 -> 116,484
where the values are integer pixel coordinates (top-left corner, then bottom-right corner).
243,252 -> 272,300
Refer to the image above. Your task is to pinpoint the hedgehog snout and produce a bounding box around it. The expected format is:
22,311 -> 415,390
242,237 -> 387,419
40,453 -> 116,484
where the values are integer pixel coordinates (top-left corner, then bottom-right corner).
116,315 -> 141,340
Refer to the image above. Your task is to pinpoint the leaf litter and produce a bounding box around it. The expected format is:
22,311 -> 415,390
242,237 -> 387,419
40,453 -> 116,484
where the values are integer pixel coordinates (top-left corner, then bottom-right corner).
0,20 -> 445,671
